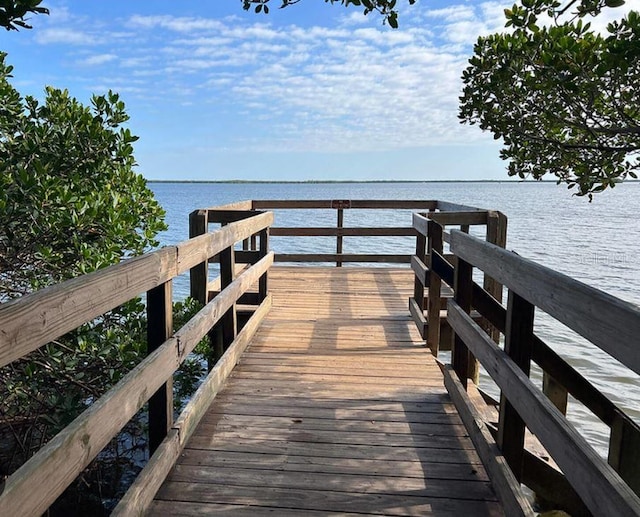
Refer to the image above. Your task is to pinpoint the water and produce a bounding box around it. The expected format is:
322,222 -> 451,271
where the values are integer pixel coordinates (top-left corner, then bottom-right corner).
149,180 -> 640,456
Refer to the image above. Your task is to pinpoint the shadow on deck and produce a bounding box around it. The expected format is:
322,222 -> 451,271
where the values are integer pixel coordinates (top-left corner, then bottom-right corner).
149,267 -> 504,516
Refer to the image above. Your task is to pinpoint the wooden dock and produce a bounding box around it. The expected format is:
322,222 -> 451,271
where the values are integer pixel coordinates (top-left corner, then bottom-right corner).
149,267 -> 503,516
3,199 -> 640,517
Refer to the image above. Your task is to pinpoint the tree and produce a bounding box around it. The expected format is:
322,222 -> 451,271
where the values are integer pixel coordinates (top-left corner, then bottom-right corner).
0,0 -> 48,30
0,51 -> 167,499
243,0 -> 415,28
459,0 -> 640,198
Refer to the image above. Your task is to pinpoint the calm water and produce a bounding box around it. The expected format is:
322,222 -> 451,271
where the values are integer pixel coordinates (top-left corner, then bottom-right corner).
150,180 -> 640,455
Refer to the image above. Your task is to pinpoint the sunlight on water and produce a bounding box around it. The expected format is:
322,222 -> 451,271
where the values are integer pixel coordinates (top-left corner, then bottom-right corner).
150,180 -> 640,459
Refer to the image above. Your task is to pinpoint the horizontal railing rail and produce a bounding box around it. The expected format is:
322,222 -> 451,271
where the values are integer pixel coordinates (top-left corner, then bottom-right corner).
441,229 -> 640,516
410,209 -> 507,356
0,210 -> 274,517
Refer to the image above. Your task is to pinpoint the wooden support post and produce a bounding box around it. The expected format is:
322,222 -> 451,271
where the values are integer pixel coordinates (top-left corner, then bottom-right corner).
609,411 -> 640,496
189,210 -> 208,305
427,220 -> 443,356
484,211 -> 507,342
336,208 -> 344,267
219,244 -> 237,350
497,290 -> 535,481
542,372 -> 568,415
147,281 -> 173,455
259,229 -> 269,302
412,220 -> 427,316
452,256 -> 473,389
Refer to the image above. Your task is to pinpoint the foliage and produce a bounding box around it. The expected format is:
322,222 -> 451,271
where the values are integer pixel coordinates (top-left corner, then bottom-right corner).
0,0 -> 48,30
242,0 -> 415,28
0,50 -> 166,487
459,0 -> 640,198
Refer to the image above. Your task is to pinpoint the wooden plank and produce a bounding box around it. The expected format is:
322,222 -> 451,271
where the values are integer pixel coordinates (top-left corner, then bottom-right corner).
412,212 -> 430,237
271,227 -> 416,237
436,201 -> 485,212
204,200 -> 253,211
449,229 -> 640,376
274,253 -> 411,263
411,255 -> 429,286
0,246 -> 177,368
113,294 -> 272,516
177,212 -> 273,274
207,209 -> 264,224
0,334 -> 181,517
429,211 -> 488,226
409,297 -> 427,338
153,481 -> 504,517
442,364 -> 534,517
252,199 -> 438,210
177,448 -> 487,480
165,464 -> 497,501
447,300 -> 640,517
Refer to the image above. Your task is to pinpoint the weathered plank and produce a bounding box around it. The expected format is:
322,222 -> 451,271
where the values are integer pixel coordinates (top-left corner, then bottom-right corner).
449,229 -> 640,376
0,247 -> 177,367
148,267 -> 503,516
448,300 -> 640,517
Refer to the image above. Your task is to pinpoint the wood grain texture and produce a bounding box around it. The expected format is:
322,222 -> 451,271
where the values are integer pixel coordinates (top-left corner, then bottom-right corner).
149,266 -> 504,516
447,300 -> 640,517
449,229 -> 640,376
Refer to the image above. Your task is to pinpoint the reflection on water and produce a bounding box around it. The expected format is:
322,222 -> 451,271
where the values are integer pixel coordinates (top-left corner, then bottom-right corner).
150,180 -> 640,458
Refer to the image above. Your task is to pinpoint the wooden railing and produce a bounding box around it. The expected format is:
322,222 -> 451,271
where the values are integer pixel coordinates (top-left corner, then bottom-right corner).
193,199 -> 465,267
409,208 -> 507,357
0,210 -> 273,517
413,220 -> 640,515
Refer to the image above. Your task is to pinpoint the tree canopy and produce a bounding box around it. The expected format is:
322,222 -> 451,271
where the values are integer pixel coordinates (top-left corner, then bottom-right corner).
0,0 -> 48,30
243,0 -> 415,28
459,0 -> 639,197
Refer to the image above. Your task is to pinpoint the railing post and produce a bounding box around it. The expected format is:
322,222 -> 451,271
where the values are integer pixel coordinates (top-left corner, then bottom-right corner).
542,372 -> 568,415
336,208 -> 344,267
452,256 -> 473,388
219,242 -> 237,351
427,220 -> 443,356
609,411 -> 640,496
484,211 -> 507,342
259,228 -> 269,302
147,280 -> 173,454
189,209 -> 208,305
497,290 -> 535,481
413,214 -> 427,326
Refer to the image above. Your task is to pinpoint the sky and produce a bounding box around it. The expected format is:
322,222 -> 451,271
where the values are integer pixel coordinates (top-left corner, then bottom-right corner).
0,0 -> 634,181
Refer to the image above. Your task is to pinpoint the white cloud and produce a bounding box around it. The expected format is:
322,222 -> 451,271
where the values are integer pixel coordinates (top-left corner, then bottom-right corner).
35,27 -> 98,45
79,53 -> 117,66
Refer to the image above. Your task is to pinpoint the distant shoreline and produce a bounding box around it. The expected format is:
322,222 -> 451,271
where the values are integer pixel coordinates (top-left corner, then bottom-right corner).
147,179 -> 544,184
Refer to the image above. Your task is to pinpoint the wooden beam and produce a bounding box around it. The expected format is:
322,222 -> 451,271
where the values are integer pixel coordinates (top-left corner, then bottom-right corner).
449,230 -> 640,376
270,227 -> 416,237
189,209 -> 208,305
274,254 -> 411,263
0,246 -> 177,368
447,301 -> 640,517
112,294 -> 273,517
497,290 -> 535,481
441,363 -> 534,517
147,281 -> 174,454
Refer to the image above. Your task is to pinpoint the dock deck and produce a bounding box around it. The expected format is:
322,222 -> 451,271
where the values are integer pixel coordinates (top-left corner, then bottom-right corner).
150,266 -> 503,516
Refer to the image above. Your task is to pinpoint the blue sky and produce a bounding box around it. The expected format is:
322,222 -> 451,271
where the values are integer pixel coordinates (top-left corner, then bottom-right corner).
0,0 -> 632,181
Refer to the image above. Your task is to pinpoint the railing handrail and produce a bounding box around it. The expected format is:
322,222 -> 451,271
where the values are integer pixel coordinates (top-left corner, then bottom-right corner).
0,211 -> 273,368
442,229 -> 640,516
449,229 -> 640,376
0,210 -> 274,517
